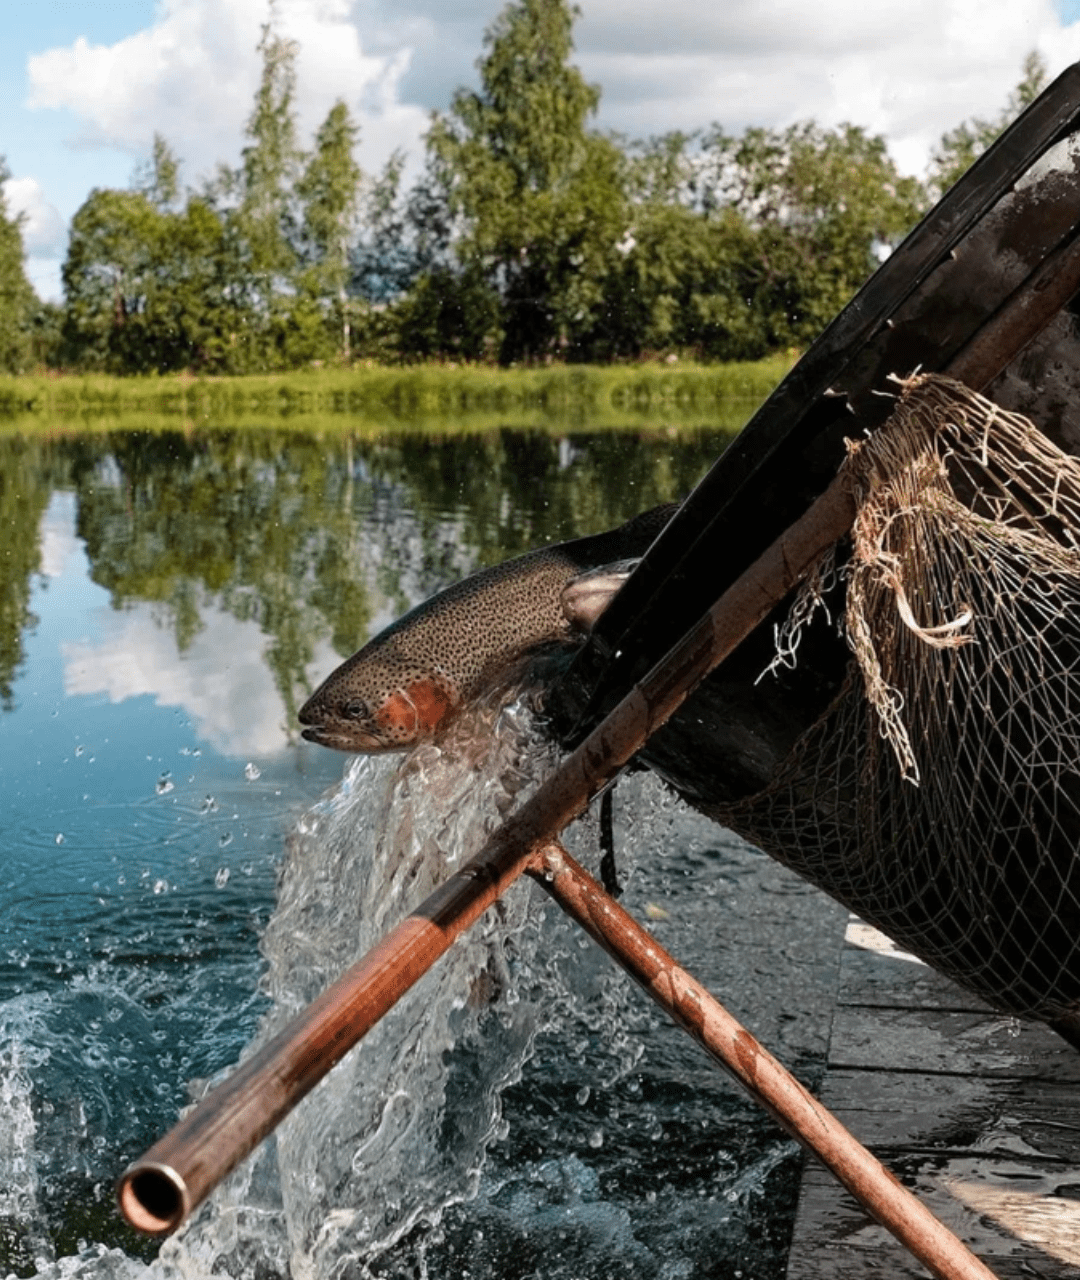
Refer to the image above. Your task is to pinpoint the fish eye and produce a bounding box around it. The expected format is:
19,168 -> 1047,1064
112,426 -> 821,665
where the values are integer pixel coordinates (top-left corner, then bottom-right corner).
343,699 -> 368,721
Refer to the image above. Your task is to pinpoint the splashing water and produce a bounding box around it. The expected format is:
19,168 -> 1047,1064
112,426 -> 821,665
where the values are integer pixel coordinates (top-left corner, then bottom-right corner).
147,680 -> 566,1279
7,673 -> 843,1280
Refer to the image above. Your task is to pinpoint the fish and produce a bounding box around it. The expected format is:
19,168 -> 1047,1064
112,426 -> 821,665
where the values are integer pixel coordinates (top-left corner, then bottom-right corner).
298,504 -> 677,752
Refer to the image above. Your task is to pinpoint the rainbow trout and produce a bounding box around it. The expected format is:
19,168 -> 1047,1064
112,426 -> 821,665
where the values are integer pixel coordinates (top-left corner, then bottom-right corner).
298,504 -> 676,752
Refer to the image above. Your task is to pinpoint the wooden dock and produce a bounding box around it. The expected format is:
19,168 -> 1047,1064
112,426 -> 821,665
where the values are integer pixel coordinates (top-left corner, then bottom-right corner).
786,918 -> 1080,1279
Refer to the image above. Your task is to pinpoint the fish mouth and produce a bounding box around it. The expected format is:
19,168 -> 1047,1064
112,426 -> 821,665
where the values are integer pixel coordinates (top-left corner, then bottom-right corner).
299,723 -> 395,753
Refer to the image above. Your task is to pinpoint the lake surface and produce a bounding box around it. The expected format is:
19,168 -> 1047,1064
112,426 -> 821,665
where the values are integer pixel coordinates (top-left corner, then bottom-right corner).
0,420 -> 845,1279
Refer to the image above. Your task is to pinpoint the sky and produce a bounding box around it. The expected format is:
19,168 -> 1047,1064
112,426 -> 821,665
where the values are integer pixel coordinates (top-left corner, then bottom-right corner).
4,0 -> 1080,301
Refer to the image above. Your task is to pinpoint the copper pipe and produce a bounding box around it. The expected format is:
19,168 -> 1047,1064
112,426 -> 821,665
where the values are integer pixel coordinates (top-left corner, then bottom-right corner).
116,855 -> 532,1235
118,470 -> 857,1236
527,841 -> 1000,1280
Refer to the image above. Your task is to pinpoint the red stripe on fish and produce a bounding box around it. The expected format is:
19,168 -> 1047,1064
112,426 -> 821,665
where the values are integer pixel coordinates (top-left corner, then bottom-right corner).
375,681 -> 456,741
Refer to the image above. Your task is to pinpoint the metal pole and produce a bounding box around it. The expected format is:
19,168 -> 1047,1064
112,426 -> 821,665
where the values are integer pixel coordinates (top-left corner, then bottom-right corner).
527,841 -> 1000,1280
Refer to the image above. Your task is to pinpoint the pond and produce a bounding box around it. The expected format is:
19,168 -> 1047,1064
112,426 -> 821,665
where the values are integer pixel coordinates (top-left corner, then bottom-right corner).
0,418 -> 845,1280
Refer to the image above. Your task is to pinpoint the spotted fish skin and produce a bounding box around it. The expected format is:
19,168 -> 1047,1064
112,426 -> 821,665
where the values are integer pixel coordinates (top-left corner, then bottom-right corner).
298,503 -> 677,752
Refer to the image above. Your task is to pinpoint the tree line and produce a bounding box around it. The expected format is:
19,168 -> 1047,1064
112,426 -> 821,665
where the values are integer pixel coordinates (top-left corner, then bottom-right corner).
0,1 -> 1048,374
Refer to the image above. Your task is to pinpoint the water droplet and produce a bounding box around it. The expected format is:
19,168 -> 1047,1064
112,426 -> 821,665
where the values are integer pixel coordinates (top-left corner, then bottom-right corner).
215,867 -> 231,888
155,773 -> 174,795
74,744 -> 84,757
54,832 -> 65,845
200,795 -> 219,814
219,832 -> 233,849
576,1085 -> 591,1106
244,762 -> 261,781
588,1128 -> 604,1149
153,879 -> 169,895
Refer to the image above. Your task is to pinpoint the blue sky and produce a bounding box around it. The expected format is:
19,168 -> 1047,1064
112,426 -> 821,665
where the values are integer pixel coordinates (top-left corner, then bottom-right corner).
5,0 -> 1080,301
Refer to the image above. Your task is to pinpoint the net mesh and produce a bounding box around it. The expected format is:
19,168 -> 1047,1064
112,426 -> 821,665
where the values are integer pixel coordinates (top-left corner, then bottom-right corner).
707,373 -> 1080,1025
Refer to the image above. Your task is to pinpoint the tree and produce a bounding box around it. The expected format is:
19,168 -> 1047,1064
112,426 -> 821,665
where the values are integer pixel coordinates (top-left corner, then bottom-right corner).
236,24 -> 303,313
425,0 -> 627,362
584,122 -> 922,360
693,122 -> 923,349
298,100 -> 362,361
0,159 -> 36,372
61,181 -> 248,373
61,188 -> 162,370
929,52 -> 1048,197
133,133 -> 180,211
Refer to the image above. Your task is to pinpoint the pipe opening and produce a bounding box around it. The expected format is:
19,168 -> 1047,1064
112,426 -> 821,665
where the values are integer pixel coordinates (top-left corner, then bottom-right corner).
117,1163 -> 187,1236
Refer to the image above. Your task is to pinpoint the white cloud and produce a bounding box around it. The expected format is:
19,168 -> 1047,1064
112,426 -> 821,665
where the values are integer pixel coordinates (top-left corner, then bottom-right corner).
62,600 -> 341,759
3,175 -> 65,301
26,0 -> 430,188
347,0 -> 1080,176
3,176 -> 64,255
570,0 -> 1080,173
38,491 -> 83,579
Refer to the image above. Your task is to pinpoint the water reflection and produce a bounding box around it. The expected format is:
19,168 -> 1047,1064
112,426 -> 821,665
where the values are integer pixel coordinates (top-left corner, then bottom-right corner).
2,424 -> 732,735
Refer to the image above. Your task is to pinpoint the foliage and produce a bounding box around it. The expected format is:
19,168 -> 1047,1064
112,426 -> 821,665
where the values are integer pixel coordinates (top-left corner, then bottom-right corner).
0,158 -> 36,373
60,185 -> 246,373
133,133 -> 180,210
236,25 -> 303,300
0,356 -> 792,435
45,12 -> 1054,374
701,121 -> 925,346
425,0 -> 628,362
298,101 -> 362,360
0,437 -> 56,705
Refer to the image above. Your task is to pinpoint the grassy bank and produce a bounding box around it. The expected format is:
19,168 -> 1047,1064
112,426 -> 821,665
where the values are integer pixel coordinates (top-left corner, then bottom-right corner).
0,357 -> 794,435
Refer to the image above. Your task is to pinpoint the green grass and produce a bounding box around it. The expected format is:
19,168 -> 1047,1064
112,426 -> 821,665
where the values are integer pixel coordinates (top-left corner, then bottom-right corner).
0,356 -> 794,436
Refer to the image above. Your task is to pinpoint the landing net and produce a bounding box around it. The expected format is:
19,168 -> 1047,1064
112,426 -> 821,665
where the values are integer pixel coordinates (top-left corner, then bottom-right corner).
710,373 -> 1080,1025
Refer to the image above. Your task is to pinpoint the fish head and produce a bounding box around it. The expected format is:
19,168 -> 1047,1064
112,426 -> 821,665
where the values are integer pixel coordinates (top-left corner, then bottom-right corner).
298,649 -> 459,753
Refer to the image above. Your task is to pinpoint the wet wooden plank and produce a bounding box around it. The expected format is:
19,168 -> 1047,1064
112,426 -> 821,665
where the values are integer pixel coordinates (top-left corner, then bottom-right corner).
839,923 -> 996,1013
817,1069 -> 1080,1164
786,916 -> 1080,1279
792,1162 -> 1080,1278
828,1005 -> 1080,1082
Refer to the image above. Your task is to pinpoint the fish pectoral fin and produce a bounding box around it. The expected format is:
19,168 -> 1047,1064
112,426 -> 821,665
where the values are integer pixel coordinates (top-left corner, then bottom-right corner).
561,559 -> 640,634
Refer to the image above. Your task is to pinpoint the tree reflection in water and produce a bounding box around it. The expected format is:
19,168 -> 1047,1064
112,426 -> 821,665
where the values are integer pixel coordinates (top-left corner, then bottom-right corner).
0,423 -> 734,729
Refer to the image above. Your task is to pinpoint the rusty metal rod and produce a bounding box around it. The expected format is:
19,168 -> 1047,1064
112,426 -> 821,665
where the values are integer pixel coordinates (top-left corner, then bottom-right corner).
527,841 -> 1000,1280
117,469 -> 858,1237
